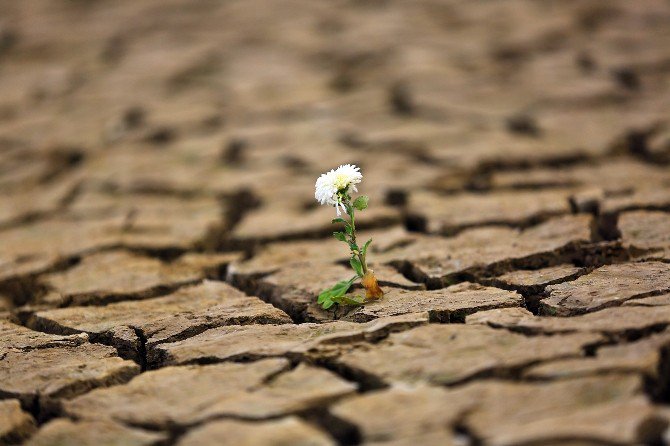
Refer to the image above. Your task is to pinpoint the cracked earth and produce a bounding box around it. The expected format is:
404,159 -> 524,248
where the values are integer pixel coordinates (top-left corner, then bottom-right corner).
1,1 -> 670,445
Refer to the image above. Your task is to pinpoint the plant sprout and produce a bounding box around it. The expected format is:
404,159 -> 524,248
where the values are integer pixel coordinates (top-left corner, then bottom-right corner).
314,164 -> 384,309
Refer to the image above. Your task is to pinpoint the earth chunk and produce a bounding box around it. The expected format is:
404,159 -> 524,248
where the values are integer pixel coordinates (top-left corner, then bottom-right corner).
228,239 -> 343,277
342,282 -> 522,322
330,386 -> 464,444
67,191 -> 227,251
177,417 -> 334,446
0,400 -> 36,445
151,315 -> 427,367
35,251 -> 239,307
601,187 -> 670,216
335,324 -> 601,386
619,210 -> 670,260
377,215 -> 593,287
525,330 -> 670,384
0,217 -> 123,282
63,358 -> 356,428
0,319 -> 88,355
0,343 -> 139,408
0,218 -> 234,287
26,419 -> 166,446
625,292 -> 670,307
490,159 -> 670,193
467,305 -> 670,336
406,189 -> 572,234
27,280 -> 291,362
541,262 -> 670,315
0,176 -> 80,228
490,264 -> 584,294
331,375 -> 659,445
454,375 -> 663,445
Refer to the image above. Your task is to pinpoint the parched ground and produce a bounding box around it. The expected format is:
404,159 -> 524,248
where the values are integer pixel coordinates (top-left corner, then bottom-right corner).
1,0 -> 670,445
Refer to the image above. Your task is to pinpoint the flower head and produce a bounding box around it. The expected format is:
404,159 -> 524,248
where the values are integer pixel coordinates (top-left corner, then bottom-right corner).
315,164 -> 362,215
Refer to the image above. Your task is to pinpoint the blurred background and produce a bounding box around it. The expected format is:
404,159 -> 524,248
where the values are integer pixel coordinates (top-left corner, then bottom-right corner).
0,0 -> 669,268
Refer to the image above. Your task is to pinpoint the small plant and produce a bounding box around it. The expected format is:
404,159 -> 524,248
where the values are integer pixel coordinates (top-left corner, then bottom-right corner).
314,164 -> 384,309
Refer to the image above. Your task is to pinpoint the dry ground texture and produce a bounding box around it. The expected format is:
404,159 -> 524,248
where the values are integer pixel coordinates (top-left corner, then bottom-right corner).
1,0 -> 670,445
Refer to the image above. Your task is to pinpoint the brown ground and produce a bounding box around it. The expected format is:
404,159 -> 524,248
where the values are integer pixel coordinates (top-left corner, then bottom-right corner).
1,1 -> 670,445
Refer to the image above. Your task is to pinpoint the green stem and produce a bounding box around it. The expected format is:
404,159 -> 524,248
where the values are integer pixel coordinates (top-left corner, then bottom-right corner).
347,201 -> 368,275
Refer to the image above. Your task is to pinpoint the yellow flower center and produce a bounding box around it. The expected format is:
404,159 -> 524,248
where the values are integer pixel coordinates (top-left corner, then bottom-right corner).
333,173 -> 351,191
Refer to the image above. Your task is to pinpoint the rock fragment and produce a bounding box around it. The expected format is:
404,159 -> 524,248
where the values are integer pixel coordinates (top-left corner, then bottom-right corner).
0,175 -> 80,228
379,215 -> 594,286
26,419 -> 165,446
601,187 -> 670,216
455,375 -> 662,445
490,159 -> 670,192
490,264 -> 584,294
0,319 -> 87,355
0,343 -> 139,408
624,292 -> 670,307
28,281 -> 291,362
541,262 -> 670,315
151,314 -> 427,367
63,359 -> 356,428
34,251 -> 239,307
336,324 -> 601,386
0,217 -> 123,283
330,386 -> 463,444
0,400 -> 36,445
67,191 -> 227,251
468,305 -> 670,337
342,282 -> 522,322
619,210 -> 670,260
177,417 -> 334,446
405,189 -> 572,234
525,330 -> 670,385
331,375 -> 660,445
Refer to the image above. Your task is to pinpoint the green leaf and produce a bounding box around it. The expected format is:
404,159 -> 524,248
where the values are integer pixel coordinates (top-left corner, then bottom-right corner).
333,231 -> 347,242
348,242 -> 359,252
350,256 -> 363,277
362,238 -> 373,256
317,278 -> 357,310
332,218 -> 353,237
317,290 -> 330,304
352,195 -> 369,211
331,279 -> 354,294
318,290 -> 333,307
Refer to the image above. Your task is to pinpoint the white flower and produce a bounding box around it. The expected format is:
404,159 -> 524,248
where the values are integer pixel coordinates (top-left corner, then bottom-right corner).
315,164 -> 362,215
